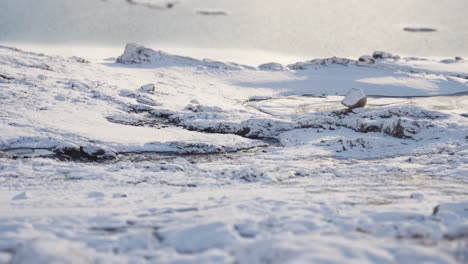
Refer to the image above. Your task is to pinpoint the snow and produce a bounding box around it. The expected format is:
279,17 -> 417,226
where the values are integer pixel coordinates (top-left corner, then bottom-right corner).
0,44 -> 467,263
9,237 -> 98,264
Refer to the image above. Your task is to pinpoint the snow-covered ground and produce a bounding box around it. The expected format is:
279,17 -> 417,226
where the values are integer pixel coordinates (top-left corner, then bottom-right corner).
0,44 -> 467,263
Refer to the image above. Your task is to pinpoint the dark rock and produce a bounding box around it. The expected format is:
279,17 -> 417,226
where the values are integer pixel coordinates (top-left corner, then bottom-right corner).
358,55 -> 375,64
0,74 -> 14,80
237,127 -> 251,136
372,51 -> 400,60
117,43 -> 159,64
136,96 -> 160,106
288,57 -> 355,70
358,123 -> 382,133
383,119 -> 419,139
403,27 -> 437,32
54,144 -> 117,161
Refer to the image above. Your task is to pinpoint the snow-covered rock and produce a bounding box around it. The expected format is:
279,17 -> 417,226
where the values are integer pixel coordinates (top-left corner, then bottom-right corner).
288,57 -> 355,70
372,51 -> 400,60
54,143 -> 117,161
258,62 -> 287,71
136,96 -> 160,106
140,83 -> 155,93
358,55 -> 376,64
116,43 -> 254,70
341,88 -> 367,109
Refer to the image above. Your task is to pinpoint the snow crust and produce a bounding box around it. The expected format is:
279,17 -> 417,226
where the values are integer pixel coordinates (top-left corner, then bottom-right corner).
0,44 -> 467,263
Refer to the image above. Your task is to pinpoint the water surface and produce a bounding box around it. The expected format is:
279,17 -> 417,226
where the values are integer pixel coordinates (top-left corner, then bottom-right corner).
1,0 -> 467,60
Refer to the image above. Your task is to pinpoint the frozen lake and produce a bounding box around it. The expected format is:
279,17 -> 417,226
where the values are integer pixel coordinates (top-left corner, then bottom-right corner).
1,0 -> 468,61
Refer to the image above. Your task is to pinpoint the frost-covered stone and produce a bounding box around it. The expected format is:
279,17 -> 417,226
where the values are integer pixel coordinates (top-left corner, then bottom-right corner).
184,103 -> 223,113
54,143 -> 117,161
136,96 -> 160,106
258,62 -> 287,71
116,43 -> 160,64
341,88 -> 367,109
119,89 -> 138,98
140,83 -> 155,93
116,43 -> 254,70
81,145 -> 117,160
54,143 -> 82,160
288,57 -> 355,70
372,51 -> 400,60
358,55 -> 375,64
0,73 -> 14,82
410,193 -> 424,200
131,103 -> 154,112
69,56 -> 89,63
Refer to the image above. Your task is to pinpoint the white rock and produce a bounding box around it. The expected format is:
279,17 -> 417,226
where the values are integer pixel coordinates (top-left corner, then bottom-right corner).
341,88 -> 367,109
140,83 -> 155,93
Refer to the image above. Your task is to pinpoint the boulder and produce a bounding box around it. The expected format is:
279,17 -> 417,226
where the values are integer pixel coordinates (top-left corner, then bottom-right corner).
342,88 -> 367,109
